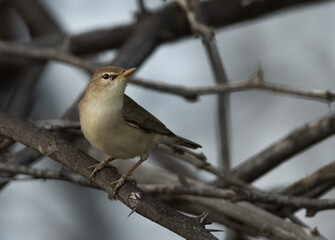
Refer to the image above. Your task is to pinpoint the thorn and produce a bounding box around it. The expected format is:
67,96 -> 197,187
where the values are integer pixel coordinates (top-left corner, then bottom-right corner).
199,212 -> 208,223
127,207 -> 137,218
195,212 -> 212,225
311,227 -> 320,235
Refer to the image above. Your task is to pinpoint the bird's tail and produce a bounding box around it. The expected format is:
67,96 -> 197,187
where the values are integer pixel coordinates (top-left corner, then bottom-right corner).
174,135 -> 202,149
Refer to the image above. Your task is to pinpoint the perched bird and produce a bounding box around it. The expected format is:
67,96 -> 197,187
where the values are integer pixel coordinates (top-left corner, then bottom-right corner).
78,66 -> 201,193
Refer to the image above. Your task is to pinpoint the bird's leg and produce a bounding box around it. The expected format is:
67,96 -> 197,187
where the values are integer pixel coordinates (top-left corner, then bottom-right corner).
111,154 -> 148,196
88,157 -> 116,180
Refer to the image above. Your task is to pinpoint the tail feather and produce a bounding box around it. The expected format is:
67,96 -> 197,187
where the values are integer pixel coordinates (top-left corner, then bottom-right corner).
174,136 -> 202,149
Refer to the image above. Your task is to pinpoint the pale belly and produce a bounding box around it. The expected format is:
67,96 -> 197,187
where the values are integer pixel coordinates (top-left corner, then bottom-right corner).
82,119 -> 161,159
79,97 -> 166,159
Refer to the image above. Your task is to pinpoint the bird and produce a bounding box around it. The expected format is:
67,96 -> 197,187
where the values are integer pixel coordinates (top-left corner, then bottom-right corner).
78,66 -> 201,194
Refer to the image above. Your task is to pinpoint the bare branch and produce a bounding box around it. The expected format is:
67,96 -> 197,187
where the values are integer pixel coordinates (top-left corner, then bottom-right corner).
140,183 -> 235,199
157,145 -> 256,191
34,120 -> 81,131
1,39 -> 334,104
174,0 -> 231,172
0,40 -> 98,73
235,187 -> 335,215
130,69 -> 335,103
0,111 -> 217,240
0,162 -> 95,188
177,195 -> 325,240
232,112 -> 335,183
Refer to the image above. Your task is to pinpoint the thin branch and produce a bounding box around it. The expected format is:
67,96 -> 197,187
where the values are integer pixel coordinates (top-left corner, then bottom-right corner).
157,145 -> 256,191
0,111 -> 217,240
175,0 -> 231,172
0,40 -> 98,73
130,68 -> 335,102
1,39 -> 334,104
204,40 -> 231,172
0,162 -> 95,188
34,120 -> 81,131
235,187 -> 335,215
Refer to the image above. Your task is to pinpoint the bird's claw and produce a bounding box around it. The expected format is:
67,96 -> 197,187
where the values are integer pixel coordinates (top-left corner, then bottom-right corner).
88,161 -> 110,181
111,174 -> 137,198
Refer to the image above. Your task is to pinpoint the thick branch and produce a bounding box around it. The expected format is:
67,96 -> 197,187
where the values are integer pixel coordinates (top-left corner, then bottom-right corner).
65,0 -> 333,56
232,112 -> 335,182
0,111 -> 216,240
177,195 -> 325,240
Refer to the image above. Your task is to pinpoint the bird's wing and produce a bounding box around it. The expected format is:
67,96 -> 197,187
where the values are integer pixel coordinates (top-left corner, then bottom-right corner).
123,94 -> 174,136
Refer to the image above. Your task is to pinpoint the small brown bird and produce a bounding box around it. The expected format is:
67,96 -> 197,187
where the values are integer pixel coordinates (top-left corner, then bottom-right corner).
78,66 -> 201,193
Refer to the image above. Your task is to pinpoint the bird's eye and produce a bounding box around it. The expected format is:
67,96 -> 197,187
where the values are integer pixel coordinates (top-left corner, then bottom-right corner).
102,74 -> 109,79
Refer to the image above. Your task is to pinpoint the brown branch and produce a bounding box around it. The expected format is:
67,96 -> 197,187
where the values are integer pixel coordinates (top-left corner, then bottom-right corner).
0,162 -> 95,188
176,195 -> 325,240
0,110 -> 217,240
204,40 -> 231,172
12,0 -> 62,36
2,39 -> 334,104
231,112 -> 335,183
235,187 -> 335,215
0,40 -> 98,73
55,0 -> 334,57
282,159 -> 335,197
130,69 -> 335,102
0,148 -> 43,190
140,183 -> 236,199
69,25 -> 136,55
157,145 -> 256,191
175,0 -> 231,171
34,120 -> 81,131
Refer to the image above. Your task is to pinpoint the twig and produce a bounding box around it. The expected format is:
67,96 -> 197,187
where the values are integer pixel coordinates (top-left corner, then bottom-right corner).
0,162 -> 95,188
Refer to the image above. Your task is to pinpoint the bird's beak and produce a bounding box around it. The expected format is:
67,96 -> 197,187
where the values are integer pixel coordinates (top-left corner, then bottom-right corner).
118,67 -> 137,79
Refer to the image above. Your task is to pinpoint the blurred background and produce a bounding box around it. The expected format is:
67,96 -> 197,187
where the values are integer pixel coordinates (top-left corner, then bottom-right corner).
0,0 -> 335,239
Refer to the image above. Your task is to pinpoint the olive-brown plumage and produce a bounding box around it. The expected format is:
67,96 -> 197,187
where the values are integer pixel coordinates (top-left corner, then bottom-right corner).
78,66 -> 201,193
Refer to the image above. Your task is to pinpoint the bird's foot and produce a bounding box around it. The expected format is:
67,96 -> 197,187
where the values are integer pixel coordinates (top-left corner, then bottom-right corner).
88,158 -> 114,180
111,173 -> 137,198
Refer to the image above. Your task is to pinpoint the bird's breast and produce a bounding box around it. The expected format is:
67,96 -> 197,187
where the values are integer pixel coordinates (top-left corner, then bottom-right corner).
79,99 -> 155,159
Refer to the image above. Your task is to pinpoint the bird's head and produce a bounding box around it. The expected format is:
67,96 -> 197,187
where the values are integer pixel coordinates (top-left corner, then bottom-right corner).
87,66 -> 137,97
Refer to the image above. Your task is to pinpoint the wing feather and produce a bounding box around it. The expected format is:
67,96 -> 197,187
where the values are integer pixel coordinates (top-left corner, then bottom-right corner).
122,95 -> 174,136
